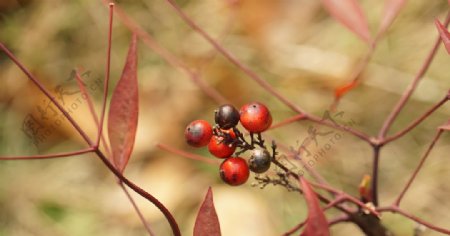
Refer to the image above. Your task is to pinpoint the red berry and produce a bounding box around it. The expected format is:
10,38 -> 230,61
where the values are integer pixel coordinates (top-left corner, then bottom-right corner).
239,102 -> 272,133
208,134 -> 236,159
185,120 -> 213,147
219,157 -> 249,186
215,104 -> 240,129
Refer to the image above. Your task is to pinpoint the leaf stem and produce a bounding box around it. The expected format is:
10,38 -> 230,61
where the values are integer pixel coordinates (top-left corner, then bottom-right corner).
97,3 -> 114,147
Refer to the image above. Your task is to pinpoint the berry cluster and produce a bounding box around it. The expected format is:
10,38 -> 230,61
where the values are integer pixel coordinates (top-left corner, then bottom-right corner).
185,102 -> 274,186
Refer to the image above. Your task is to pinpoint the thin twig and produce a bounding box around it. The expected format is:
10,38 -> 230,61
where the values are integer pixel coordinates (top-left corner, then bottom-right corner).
310,182 -> 380,218
110,2 -> 228,104
164,0 -> 374,144
282,219 -> 307,236
393,130 -> 444,207
382,95 -> 448,144
371,145 -> 381,206
0,42 -> 93,146
0,148 -> 94,160
1,39 -> 181,236
97,3 -> 114,147
378,206 -> 450,235
157,143 -> 219,165
304,114 -> 371,143
93,148 -> 181,236
74,70 -> 112,155
378,11 -> 450,138
119,181 -> 156,236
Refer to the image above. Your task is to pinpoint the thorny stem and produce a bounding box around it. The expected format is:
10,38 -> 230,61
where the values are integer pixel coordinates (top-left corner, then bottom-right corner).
97,3 -> 114,147
393,130 -> 444,207
378,11 -> 450,139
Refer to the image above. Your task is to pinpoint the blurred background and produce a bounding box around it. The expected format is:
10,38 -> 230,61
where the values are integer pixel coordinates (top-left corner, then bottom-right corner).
0,0 -> 450,235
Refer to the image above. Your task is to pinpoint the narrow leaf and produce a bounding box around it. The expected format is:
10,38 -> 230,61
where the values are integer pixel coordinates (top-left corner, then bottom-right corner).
322,0 -> 372,43
378,0 -> 407,36
435,19 -> 450,54
334,80 -> 358,99
108,34 -> 139,173
194,187 -> 221,236
300,178 -> 330,236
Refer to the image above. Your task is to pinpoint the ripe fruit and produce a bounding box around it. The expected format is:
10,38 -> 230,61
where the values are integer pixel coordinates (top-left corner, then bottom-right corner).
184,120 -> 213,147
239,102 -> 272,133
215,104 -> 240,129
219,157 -> 249,186
208,135 -> 236,158
248,148 -> 271,173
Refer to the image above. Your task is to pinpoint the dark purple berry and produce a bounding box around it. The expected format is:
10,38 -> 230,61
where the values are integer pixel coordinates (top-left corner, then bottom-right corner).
248,148 -> 271,173
215,104 -> 240,129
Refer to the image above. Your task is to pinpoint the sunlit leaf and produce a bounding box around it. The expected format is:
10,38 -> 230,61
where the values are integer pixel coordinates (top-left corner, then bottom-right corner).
322,0 -> 372,43
300,178 -> 330,236
107,34 -> 139,173
194,187 -> 221,236
435,19 -> 450,54
378,0 -> 407,36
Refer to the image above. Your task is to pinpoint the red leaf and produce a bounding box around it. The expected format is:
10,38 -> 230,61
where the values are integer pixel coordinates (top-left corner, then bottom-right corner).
300,178 -> 330,236
322,0 -> 372,43
378,0 -> 407,36
194,187 -> 221,236
334,80 -> 358,98
107,34 -> 139,173
435,19 -> 450,54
